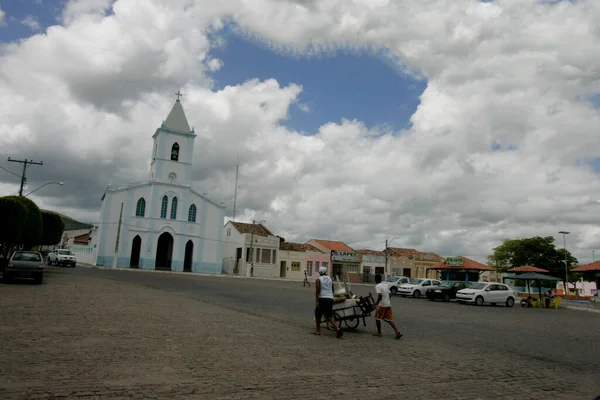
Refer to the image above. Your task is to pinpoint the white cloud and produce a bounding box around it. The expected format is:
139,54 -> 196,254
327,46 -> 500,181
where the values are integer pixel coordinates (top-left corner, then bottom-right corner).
21,15 -> 41,31
0,5 -> 5,26
2,0 -> 600,265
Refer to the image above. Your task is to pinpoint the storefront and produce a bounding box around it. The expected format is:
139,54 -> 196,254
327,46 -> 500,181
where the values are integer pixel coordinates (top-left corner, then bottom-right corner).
428,256 -> 494,282
331,250 -> 361,282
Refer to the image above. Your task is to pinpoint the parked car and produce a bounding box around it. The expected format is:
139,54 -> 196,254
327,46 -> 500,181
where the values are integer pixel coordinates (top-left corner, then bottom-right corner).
3,251 -> 44,284
383,276 -> 411,295
426,281 -> 472,302
456,282 -> 516,307
398,278 -> 442,298
47,249 -> 76,267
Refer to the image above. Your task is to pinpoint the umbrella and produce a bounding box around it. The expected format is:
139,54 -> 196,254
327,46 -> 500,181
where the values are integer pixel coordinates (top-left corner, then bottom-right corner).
503,272 -> 562,305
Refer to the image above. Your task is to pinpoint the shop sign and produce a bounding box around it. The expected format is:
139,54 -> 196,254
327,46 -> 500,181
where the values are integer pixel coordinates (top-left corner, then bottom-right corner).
446,257 -> 464,267
331,250 -> 358,262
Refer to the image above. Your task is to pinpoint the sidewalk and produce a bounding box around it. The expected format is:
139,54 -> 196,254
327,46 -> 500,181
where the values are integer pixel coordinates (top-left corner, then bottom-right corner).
76,263 -> 375,287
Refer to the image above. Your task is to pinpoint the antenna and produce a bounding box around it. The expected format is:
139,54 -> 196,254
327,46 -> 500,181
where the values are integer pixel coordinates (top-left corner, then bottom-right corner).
232,154 -> 239,222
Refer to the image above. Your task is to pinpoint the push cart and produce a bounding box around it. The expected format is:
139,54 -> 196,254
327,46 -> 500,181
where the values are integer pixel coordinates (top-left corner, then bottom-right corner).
320,293 -> 377,331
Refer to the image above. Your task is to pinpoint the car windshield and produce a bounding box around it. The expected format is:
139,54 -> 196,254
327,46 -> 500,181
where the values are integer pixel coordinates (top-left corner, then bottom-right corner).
57,250 -> 73,255
409,279 -> 423,285
468,283 -> 487,290
12,252 -> 42,262
385,277 -> 398,282
439,281 -> 454,287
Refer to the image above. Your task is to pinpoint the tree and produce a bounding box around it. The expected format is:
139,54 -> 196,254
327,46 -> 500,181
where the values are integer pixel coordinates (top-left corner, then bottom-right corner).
4,196 -> 43,250
489,236 -> 579,290
0,196 -> 29,257
40,211 -> 65,246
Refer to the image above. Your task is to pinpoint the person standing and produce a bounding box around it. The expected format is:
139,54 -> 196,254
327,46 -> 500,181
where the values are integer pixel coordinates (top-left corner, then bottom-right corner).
372,274 -> 402,339
303,269 -> 311,287
313,266 -> 343,338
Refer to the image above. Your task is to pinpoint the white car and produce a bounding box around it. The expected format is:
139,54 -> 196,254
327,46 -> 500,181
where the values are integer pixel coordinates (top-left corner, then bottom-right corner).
397,278 -> 442,298
47,249 -> 77,267
456,282 -> 516,307
383,276 -> 411,295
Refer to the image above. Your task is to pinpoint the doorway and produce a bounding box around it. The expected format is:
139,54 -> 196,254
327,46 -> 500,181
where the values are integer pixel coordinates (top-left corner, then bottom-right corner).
333,263 -> 343,280
155,232 -> 173,271
184,240 -> 193,272
235,247 -> 242,274
280,261 -> 286,278
130,235 -> 141,268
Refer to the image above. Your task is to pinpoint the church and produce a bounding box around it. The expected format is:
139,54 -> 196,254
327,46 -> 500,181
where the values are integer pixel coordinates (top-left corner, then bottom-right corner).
94,93 -> 226,273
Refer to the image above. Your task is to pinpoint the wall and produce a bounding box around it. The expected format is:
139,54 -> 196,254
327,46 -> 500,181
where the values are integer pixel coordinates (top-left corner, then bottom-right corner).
279,249 -> 306,280
245,233 -> 279,278
71,244 -> 97,265
96,183 -> 224,274
360,254 -> 386,275
389,256 -> 413,277
222,222 -> 245,275
306,252 -> 330,278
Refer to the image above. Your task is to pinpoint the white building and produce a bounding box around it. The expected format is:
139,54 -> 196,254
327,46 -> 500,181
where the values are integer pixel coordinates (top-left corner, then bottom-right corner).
357,250 -> 386,277
222,221 -> 280,278
95,96 -> 226,273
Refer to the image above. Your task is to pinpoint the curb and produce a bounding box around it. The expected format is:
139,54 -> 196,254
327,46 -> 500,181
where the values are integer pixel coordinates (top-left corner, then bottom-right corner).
75,263 -> 376,287
563,305 -> 600,314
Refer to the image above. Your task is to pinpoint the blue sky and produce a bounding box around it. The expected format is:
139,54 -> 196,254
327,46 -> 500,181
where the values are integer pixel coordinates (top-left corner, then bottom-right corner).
0,1 -> 425,135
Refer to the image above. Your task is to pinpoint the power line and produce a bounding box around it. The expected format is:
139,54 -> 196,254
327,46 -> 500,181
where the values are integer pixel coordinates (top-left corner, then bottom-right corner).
7,157 -> 44,196
0,165 -> 21,178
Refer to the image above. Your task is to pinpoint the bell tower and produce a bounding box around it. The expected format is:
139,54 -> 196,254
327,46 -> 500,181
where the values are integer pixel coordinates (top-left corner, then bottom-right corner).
150,91 -> 196,185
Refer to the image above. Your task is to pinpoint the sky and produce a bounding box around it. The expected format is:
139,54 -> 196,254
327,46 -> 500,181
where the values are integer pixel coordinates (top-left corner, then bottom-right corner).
1,0 -> 600,265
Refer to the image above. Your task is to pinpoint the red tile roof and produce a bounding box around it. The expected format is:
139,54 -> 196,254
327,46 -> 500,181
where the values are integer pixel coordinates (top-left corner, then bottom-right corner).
230,221 -> 274,237
280,242 -> 322,253
428,256 -> 494,271
508,265 -> 549,273
308,239 -> 354,252
386,247 -> 444,262
73,232 -> 90,244
357,249 -> 385,256
572,261 -> 600,272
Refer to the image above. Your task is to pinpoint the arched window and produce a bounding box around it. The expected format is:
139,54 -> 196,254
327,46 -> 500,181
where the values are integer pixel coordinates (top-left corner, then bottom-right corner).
160,196 -> 168,219
171,143 -> 179,161
135,198 -> 146,217
188,204 -> 197,222
170,197 -> 178,219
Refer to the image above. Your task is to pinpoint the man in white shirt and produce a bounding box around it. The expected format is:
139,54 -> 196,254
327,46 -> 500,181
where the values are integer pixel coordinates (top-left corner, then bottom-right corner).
303,269 -> 310,287
373,274 -> 402,339
313,266 -> 343,338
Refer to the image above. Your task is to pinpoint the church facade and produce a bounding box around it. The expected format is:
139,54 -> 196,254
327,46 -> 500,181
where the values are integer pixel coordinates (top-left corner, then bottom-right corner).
94,95 -> 226,274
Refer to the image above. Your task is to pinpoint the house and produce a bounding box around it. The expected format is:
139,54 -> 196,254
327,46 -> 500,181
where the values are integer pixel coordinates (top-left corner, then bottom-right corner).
278,242 -> 324,280
222,221 -> 280,278
427,256 -> 494,282
94,95 -> 225,273
386,247 -> 444,279
357,249 -> 386,281
307,239 -> 359,281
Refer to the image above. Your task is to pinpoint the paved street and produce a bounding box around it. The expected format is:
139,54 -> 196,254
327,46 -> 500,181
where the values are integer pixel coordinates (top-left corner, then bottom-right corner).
1,267 -> 599,400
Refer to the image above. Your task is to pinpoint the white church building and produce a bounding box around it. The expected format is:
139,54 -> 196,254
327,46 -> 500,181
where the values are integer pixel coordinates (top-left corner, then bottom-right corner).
95,94 -> 226,273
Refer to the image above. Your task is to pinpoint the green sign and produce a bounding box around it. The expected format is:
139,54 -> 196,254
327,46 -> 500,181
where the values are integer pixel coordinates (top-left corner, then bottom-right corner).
446,257 -> 464,267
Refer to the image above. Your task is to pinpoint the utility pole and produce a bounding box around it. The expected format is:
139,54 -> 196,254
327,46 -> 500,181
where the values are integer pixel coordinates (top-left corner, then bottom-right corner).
8,157 -> 43,196
232,159 -> 239,222
248,220 -> 257,277
559,231 -> 570,294
385,239 -> 388,277
593,250 -> 595,262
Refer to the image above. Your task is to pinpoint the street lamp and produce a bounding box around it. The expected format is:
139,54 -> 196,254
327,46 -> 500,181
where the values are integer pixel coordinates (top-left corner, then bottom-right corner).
593,250 -> 596,263
558,231 -> 570,294
384,236 -> 399,277
248,219 -> 266,277
24,181 -> 64,197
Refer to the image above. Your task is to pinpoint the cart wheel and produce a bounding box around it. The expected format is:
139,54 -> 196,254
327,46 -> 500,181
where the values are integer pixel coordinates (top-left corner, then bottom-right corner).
326,312 -> 341,331
344,317 -> 360,330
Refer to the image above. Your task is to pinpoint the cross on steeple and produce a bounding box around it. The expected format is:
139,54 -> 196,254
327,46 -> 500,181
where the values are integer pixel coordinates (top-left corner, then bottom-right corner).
175,90 -> 183,102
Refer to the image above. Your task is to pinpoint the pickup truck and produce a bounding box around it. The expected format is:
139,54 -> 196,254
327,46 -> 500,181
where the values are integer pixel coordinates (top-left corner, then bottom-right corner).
47,249 -> 77,267
3,251 -> 44,284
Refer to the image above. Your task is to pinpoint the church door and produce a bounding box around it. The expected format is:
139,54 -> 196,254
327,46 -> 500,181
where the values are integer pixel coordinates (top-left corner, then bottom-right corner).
130,235 -> 142,268
155,232 -> 173,271
183,240 -> 193,272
